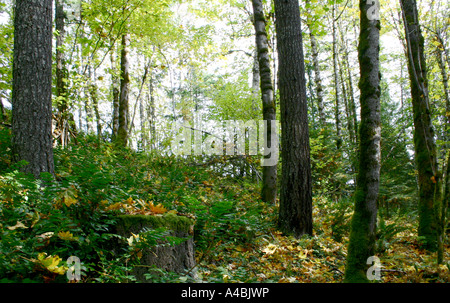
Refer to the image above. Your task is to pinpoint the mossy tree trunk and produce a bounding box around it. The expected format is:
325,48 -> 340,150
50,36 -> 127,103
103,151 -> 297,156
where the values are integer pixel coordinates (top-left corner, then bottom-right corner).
110,39 -> 120,140
305,9 -> 326,128
117,32 -> 130,147
344,0 -> 381,283
114,214 -> 196,282
251,0 -> 277,204
400,0 -> 440,251
274,0 -> 313,238
435,31 -> 450,263
332,3 -> 342,150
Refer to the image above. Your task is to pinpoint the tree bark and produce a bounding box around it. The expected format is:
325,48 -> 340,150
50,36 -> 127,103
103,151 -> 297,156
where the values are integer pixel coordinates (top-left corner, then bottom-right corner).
340,23 -> 358,145
251,0 -> 277,204
339,54 -> 355,146
111,39 -> 120,139
117,33 -> 130,147
400,0 -> 440,251
274,0 -> 313,238
435,32 -> 450,264
344,0 -> 381,282
12,0 -> 55,178
307,24 -> 326,127
89,80 -> 102,138
332,3 -> 342,150
55,0 -> 69,147
148,71 -> 156,150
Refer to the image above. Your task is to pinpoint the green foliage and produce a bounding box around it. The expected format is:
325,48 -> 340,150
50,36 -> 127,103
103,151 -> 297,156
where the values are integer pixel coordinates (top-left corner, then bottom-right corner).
0,127 -> 11,172
0,167 -> 119,282
0,136 -> 189,282
376,216 -> 409,253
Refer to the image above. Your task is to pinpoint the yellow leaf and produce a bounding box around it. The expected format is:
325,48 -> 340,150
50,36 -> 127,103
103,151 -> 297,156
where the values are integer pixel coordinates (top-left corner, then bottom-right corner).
149,202 -> 167,214
105,202 -> 126,211
235,246 -> 245,252
262,243 -> 278,255
127,233 -> 140,246
7,221 -> 28,230
37,253 -> 67,275
298,250 -> 308,259
58,230 -> 78,241
63,194 -> 78,207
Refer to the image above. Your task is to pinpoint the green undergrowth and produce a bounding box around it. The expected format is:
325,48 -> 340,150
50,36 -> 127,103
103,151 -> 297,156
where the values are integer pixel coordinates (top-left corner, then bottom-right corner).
0,135 -> 276,282
0,133 -> 448,283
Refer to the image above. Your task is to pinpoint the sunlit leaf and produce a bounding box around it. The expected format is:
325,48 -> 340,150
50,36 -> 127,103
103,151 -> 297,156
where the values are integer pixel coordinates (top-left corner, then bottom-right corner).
58,230 -> 79,241
36,253 -> 67,275
7,221 -> 28,230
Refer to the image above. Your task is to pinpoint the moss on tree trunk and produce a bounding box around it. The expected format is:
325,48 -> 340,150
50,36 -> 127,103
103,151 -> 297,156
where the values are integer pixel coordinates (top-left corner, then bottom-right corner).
344,0 -> 381,283
400,0 -> 440,251
115,213 -> 196,282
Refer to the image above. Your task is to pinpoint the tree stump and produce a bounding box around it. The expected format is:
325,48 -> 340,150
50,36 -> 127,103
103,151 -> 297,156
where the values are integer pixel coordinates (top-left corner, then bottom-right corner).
115,213 -> 196,282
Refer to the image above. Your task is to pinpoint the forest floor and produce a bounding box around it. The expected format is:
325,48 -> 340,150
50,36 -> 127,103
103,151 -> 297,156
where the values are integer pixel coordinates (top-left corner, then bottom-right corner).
0,135 -> 448,283
191,183 -> 450,283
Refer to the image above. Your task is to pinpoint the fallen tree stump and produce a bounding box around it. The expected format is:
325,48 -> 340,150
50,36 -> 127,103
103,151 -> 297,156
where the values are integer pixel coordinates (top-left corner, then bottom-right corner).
114,213 -> 196,282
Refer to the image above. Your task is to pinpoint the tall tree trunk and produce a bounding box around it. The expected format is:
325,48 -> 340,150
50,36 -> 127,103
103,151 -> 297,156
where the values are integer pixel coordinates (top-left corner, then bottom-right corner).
84,64 -> 94,133
344,0 -> 381,282
274,0 -> 313,238
111,39 -> 120,139
332,3 -> 342,150
307,24 -> 326,127
251,48 -> 260,112
439,150 -> 450,264
117,33 -> 130,147
400,0 -> 440,251
340,23 -> 358,145
139,88 -> 147,151
147,71 -> 156,150
12,0 -> 55,178
0,97 -> 4,122
148,71 -> 156,151
339,54 -> 355,146
89,79 -> 102,138
435,32 -> 450,263
251,0 -> 277,205
55,0 -> 69,147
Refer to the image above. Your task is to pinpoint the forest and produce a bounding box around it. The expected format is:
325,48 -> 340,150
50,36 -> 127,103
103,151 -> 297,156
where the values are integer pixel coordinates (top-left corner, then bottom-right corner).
0,0 -> 449,285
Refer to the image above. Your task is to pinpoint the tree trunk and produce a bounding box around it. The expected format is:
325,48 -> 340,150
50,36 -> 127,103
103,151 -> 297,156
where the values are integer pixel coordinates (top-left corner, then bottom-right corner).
344,0 -> 381,282
332,3 -> 342,150
139,87 -> 147,151
84,64 -> 95,134
274,0 -> 313,238
400,0 -> 440,251
251,48 -> 260,112
117,33 -> 130,147
111,39 -> 120,139
55,0 -> 69,147
89,80 -> 102,138
307,24 -> 326,127
339,54 -> 356,146
340,24 -> 358,145
435,32 -> 450,264
148,72 -> 156,150
251,0 -> 277,205
12,0 -> 55,178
